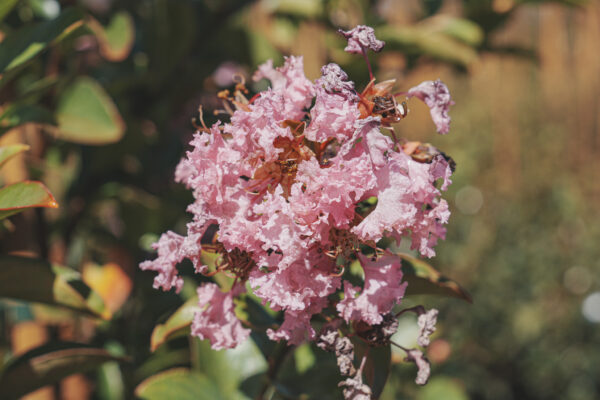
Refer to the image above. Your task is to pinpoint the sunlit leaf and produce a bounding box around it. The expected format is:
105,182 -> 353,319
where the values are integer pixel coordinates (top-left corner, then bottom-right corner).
397,253 -> 472,303
88,12 -> 135,62
0,181 -> 58,220
150,296 -> 199,351
377,25 -> 479,67
0,8 -> 84,73
0,342 -> 125,399
0,255 -> 110,318
419,15 -> 484,46
0,144 -> 29,169
55,77 -> 125,145
271,0 -> 323,17
82,262 -> 132,313
135,368 -> 225,400
0,0 -> 20,23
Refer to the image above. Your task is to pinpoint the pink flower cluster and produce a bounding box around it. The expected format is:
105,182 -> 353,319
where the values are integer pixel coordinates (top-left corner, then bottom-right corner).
140,25 -> 454,351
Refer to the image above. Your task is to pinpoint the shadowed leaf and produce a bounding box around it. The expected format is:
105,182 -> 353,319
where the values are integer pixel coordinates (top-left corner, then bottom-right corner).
398,253 -> 472,303
0,0 -> 19,23
353,340 -> 391,400
0,181 -> 58,220
55,77 -> 125,144
0,104 -> 55,134
0,255 -> 110,318
0,342 -> 126,399
0,8 -> 84,73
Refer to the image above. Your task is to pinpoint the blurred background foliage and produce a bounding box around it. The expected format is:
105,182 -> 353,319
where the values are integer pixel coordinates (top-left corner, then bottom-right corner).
0,0 -> 598,399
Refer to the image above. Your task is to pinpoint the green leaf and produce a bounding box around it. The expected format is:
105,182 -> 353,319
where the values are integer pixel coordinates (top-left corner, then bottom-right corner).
0,8 -> 85,73
0,181 -> 58,220
0,255 -> 110,318
88,12 -> 135,62
397,253 -> 472,303
0,144 -> 29,169
377,25 -> 479,68
419,15 -> 484,47
0,342 -> 126,399
150,296 -> 199,352
416,377 -> 469,400
352,341 -> 391,400
0,0 -> 20,22
55,77 -> 125,145
135,368 -> 225,400
0,104 -> 56,134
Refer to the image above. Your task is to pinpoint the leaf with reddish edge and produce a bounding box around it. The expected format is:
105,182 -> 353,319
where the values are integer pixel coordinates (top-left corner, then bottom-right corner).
0,342 -> 127,399
0,144 -> 30,169
397,253 -> 472,303
150,296 -> 199,352
0,181 -> 58,220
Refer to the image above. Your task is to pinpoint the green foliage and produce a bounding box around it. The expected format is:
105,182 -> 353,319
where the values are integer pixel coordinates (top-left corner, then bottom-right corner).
0,8 -> 84,73
0,255 -> 109,318
55,77 -> 125,145
0,0 -> 595,399
0,342 -> 125,399
135,368 -> 225,400
0,181 -> 57,219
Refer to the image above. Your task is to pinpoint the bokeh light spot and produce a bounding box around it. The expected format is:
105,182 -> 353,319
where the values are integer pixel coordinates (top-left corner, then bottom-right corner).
581,292 -> 600,323
454,186 -> 483,215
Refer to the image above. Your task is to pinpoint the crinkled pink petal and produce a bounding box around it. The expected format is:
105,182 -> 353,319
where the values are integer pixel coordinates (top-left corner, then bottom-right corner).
249,253 -> 340,312
317,63 -> 356,94
338,116 -> 393,169
337,254 -> 407,325
352,151 -> 450,257
139,231 -> 185,293
410,199 -> 450,258
304,91 -> 359,143
291,156 -> 376,228
191,283 -> 250,350
339,25 -> 385,54
407,80 -> 453,135
253,56 -> 315,121
266,300 -> 326,345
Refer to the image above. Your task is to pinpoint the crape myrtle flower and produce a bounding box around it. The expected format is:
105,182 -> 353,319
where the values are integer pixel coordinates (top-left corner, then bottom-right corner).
140,25 -> 455,388
407,79 -> 454,134
339,25 -> 385,54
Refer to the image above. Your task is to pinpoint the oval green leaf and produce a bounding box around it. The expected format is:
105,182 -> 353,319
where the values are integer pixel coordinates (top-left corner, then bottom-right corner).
0,254 -> 110,318
135,368 -> 225,400
0,181 -> 58,220
55,77 -> 125,145
88,12 -> 135,62
0,342 -> 126,399
150,296 -> 199,351
0,8 -> 84,73
0,144 -> 30,169
397,253 -> 472,303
